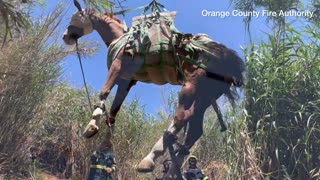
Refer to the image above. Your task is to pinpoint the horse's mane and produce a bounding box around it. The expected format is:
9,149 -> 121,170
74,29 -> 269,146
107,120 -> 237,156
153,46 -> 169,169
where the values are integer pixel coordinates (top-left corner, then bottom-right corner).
103,12 -> 123,24
84,9 -> 123,24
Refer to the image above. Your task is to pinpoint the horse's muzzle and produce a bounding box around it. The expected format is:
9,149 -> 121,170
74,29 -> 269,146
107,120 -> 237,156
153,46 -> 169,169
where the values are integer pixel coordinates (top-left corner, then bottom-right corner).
63,25 -> 84,45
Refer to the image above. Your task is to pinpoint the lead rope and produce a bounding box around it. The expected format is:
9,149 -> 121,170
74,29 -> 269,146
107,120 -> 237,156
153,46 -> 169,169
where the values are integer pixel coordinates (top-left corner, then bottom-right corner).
75,40 -> 93,112
75,42 -> 115,137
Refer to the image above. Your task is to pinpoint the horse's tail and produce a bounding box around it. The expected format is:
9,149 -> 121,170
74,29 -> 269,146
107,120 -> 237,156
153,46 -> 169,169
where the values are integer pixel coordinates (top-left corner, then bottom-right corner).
222,47 -> 245,88
191,33 -> 245,104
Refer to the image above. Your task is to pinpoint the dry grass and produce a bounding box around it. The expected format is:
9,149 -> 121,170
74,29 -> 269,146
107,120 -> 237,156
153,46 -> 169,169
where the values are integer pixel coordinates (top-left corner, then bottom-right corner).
0,7 -> 84,178
238,130 -> 262,180
204,161 -> 228,180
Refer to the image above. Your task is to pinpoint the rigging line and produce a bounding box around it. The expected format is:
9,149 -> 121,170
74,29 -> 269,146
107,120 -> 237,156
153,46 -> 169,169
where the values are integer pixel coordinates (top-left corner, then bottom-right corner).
75,40 -> 93,112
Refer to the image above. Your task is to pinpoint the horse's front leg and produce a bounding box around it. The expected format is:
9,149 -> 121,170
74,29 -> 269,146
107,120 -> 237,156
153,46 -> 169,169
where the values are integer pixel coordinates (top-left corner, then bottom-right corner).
83,59 -> 122,138
106,79 -> 137,127
99,59 -> 122,104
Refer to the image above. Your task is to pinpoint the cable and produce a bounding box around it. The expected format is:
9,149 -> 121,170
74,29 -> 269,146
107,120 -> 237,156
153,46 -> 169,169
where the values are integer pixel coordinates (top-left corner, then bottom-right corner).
75,40 -> 93,112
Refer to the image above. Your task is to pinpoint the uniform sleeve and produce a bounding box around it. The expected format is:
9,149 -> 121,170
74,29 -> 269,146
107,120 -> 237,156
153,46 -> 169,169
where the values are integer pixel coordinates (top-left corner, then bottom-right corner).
111,157 -> 116,171
200,169 -> 205,178
184,169 -> 191,179
200,169 -> 208,180
183,170 -> 187,178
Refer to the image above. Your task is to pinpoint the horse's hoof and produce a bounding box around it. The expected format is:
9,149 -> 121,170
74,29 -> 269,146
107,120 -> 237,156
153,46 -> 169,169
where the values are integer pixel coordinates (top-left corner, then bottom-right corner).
136,157 -> 155,173
83,123 -> 99,138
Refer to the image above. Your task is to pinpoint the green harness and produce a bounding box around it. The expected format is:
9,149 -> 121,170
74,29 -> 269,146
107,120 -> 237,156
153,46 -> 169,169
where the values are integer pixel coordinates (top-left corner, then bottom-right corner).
107,9 -> 212,82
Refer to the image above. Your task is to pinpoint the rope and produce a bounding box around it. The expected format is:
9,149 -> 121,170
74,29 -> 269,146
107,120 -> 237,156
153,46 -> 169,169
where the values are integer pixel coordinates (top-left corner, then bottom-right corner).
75,40 -> 93,112
113,5 -> 148,15
112,0 -> 167,16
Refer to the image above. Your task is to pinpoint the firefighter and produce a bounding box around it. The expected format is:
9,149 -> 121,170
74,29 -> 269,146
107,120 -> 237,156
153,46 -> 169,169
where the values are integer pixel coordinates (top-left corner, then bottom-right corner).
183,155 -> 208,180
88,136 -> 116,180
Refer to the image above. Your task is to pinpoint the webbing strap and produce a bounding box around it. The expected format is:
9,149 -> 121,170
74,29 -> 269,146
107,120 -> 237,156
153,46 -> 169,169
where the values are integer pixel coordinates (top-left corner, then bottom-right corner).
122,19 -> 129,33
189,39 -> 219,58
143,0 -> 167,14
113,0 -> 168,16
112,5 -> 148,33
178,54 -> 207,69
107,34 -> 130,68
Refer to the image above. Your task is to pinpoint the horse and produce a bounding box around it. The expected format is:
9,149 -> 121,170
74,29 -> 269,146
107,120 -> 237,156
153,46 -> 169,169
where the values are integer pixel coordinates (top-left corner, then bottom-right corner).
63,2 -> 244,179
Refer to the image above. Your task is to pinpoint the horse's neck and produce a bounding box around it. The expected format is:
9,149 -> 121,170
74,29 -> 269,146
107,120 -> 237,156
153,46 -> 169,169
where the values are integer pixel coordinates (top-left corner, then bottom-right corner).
91,14 -> 124,47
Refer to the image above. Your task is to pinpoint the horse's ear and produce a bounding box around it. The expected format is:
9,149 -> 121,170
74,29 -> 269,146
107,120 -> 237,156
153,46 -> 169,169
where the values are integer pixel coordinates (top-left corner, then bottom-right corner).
74,0 -> 82,12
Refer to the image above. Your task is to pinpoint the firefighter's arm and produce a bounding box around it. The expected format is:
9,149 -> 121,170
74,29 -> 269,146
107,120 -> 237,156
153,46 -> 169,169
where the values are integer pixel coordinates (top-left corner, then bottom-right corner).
105,158 -> 116,173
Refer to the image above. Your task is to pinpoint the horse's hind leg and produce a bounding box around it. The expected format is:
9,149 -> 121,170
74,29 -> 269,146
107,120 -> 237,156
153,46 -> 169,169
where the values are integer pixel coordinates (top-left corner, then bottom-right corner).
183,103 -> 207,150
163,93 -> 210,178
164,76 -> 226,178
137,81 -> 196,173
212,100 -> 227,132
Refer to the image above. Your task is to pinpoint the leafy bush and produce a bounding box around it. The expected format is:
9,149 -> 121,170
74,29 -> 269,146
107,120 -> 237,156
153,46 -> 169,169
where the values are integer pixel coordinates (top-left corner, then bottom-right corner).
245,22 -> 320,179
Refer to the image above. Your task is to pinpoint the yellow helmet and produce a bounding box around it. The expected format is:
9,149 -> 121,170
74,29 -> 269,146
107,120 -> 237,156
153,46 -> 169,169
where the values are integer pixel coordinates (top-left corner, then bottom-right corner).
188,155 -> 198,160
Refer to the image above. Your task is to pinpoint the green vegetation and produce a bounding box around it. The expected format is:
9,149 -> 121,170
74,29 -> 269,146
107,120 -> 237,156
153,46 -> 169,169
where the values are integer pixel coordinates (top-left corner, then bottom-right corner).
244,22 -> 320,179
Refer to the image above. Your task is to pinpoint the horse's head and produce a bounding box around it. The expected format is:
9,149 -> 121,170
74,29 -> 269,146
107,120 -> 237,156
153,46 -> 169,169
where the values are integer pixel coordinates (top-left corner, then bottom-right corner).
63,1 -> 93,45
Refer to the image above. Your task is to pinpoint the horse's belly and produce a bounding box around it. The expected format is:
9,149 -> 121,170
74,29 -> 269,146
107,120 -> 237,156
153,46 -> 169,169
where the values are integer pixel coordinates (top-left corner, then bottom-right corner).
133,66 -> 179,85
133,53 -> 181,85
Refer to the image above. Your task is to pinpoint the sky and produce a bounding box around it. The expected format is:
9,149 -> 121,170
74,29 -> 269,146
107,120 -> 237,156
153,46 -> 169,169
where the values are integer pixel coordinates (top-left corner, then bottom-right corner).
39,0 -> 308,115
